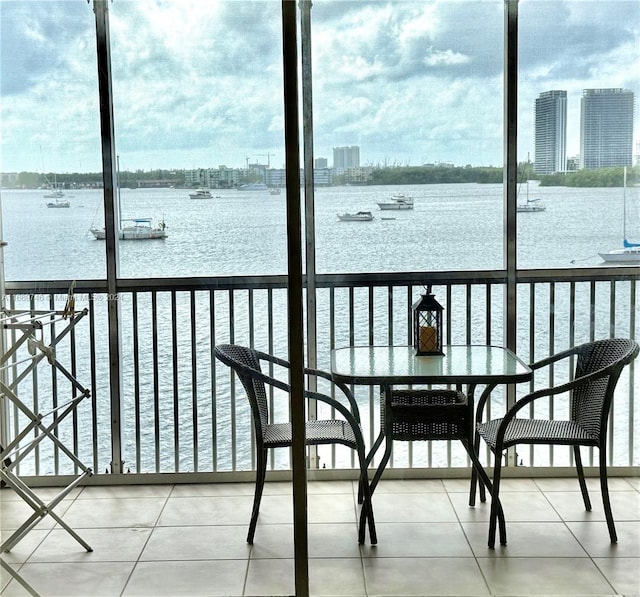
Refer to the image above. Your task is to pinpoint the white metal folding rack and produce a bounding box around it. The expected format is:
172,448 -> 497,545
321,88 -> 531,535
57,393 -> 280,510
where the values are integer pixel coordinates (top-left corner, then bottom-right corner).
0,307 -> 93,596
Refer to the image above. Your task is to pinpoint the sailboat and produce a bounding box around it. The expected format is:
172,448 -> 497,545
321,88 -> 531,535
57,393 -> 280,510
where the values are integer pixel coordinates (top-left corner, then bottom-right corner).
599,167 -> 640,263
46,196 -> 70,208
517,181 -> 545,213
44,173 -> 70,207
90,157 -> 167,240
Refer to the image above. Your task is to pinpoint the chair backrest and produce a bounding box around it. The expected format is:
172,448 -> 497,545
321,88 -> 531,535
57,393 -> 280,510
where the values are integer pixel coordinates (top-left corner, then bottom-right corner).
214,344 -> 270,439
571,338 -> 639,440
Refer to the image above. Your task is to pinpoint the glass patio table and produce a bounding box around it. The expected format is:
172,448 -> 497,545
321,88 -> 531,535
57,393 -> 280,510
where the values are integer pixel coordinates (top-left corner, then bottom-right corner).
330,344 -> 532,543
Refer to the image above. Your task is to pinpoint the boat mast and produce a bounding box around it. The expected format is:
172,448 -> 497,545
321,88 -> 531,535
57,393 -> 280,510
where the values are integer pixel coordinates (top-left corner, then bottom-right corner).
622,166 -> 627,241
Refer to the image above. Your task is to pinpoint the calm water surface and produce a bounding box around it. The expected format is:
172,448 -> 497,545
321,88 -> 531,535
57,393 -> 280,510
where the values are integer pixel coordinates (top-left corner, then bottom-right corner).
2,182 -> 637,280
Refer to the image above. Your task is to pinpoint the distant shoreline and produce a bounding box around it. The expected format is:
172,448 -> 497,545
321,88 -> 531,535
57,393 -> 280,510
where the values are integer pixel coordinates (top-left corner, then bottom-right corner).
2,164 -> 636,190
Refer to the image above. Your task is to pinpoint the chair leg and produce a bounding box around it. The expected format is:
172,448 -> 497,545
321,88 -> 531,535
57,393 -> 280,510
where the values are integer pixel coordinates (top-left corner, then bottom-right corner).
599,446 -> 617,543
462,438 -> 506,547
358,429 -> 385,504
247,447 -> 268,544
368,436 -> 393,497
356,446 -> 377,545
488,449 -> 507,549
469,430 -> 486,506
573,445 -> 592,512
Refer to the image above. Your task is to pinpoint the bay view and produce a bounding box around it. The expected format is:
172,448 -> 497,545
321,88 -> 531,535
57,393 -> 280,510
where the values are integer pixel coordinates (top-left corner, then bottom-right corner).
3,182 -> 638,280
2,183 -> 637,476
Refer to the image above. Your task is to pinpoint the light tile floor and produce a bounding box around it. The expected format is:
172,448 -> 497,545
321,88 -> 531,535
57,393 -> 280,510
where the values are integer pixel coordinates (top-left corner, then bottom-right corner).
1,477 -> 639,596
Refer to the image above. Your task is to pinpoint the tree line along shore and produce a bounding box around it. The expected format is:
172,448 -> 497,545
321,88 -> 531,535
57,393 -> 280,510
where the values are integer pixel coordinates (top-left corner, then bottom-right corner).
3,164 -> 637,190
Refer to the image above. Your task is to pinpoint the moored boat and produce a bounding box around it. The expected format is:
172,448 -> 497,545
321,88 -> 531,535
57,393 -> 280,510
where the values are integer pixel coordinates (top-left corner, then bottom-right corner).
517,181 -> 546,212
46,197 -> 70,208
44,189 -> 66,199
90,156 -> 167,240
337,211 -> 374,222
598,168 -> 639,263
377,194 -> 414,210
189,188 -> 213,199
90,218 -> 167,240
517,201 -> 546,213
598,243 -> 640,263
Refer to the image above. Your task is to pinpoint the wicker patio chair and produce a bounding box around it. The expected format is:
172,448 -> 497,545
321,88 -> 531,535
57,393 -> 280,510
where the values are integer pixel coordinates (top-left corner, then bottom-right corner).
214,343 -> 376,545
475,337 -> 639,548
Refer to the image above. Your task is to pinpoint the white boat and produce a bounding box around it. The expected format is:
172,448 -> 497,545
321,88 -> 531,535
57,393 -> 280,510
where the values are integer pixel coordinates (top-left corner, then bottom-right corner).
337,211 -> 374,222
598,244 -> 640,263
90,155 -> 167,241
517,201 -> 546,213
269,188 -> 281,195
46,197 -> 70,208
517,182 -> 546,212
44,189 -> 66,199
189,188 -> 213,199
91,218 -> 167,240
599,168 -> 640,263
43,172 -> 66,200
377,194 -> 414,210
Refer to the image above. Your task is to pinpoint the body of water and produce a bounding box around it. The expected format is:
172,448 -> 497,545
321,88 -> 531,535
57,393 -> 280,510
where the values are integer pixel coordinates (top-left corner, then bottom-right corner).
1,182 -> 637,280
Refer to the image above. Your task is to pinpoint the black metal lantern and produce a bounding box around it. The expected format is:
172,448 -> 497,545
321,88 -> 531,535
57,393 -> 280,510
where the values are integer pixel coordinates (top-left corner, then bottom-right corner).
412,285 -> 444,356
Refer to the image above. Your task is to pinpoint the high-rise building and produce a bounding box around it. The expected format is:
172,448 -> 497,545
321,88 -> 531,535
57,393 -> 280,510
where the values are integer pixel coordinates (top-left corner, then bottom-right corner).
534,90 -> 567,174
580,88 -> 634,169
333,146 -> 360,169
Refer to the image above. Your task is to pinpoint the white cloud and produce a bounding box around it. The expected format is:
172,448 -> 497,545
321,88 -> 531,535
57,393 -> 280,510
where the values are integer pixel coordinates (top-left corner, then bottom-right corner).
423,48 -> 470,67
0,0 -> 638,172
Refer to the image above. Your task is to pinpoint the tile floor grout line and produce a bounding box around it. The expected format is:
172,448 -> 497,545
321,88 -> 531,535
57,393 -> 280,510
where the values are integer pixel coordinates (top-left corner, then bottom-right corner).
533,477 -> 623,595
444,481 -> 494,597
117,482 -> 176,597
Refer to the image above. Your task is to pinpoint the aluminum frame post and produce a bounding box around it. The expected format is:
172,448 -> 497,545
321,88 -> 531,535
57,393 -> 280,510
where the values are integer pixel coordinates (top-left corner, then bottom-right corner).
93,0 -> 124,475
282,1 -> 309,594
504,0 -> 519,467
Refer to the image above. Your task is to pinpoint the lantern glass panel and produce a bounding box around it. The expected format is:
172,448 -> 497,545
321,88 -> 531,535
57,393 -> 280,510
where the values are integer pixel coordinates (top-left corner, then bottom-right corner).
413,288 -> 444,355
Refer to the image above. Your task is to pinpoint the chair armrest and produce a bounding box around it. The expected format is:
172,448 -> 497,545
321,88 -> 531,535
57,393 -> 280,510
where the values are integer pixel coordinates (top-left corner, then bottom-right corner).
253,350 -> 361,422
254,349 -> 291,369
303,367 -> 361,424
493,357 -> 626,450
478,343 -> 608,426
245,373 -> 362,433
232,351 -> 362,425
527,344 -> 579,371
304,388 -> 363,432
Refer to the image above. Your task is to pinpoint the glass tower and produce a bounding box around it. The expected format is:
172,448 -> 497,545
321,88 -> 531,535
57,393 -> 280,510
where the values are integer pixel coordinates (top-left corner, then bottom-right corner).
534,90 -> 567,175
580,88 -> 634,169
332,146 -> 360,169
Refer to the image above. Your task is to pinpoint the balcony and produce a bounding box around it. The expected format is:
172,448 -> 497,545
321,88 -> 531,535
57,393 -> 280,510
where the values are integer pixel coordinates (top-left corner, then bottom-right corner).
2,477 -> 639,596
1,273 -> 639,596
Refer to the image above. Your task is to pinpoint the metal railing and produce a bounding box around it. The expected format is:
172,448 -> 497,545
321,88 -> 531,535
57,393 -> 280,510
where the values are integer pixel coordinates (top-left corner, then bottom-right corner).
2,267 -> 637,483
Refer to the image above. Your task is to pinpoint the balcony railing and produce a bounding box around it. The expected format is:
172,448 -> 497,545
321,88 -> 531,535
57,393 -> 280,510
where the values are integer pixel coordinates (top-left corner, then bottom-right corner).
2,267 -> 637,484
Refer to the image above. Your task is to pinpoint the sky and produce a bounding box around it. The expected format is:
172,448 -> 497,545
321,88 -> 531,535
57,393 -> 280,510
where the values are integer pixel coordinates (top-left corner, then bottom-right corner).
1,0 -> 638,174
